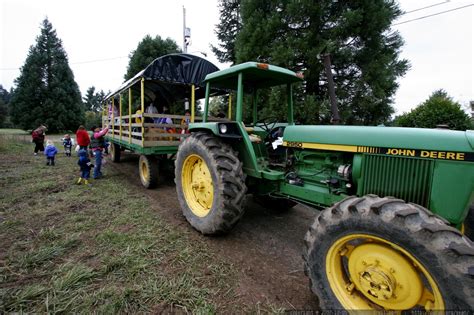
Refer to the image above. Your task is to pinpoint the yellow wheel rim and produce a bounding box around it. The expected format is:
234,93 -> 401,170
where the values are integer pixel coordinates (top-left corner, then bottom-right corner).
140,159 -> 149,183
326,234 -> 444,310
181,154 -> 214,217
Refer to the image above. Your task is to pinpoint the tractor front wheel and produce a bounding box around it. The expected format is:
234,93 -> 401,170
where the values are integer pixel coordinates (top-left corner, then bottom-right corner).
139,155 -> 159,189
175,132 -> 247,235
304,195 -> 474,310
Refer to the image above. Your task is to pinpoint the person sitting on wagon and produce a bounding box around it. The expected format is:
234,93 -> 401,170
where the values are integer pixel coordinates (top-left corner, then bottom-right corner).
180,110 -> 191,135
145,102 -> 159,124
157,106 -> 175,133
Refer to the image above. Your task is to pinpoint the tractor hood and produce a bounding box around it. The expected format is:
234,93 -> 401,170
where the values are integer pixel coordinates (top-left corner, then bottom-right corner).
283,125 -> 474,153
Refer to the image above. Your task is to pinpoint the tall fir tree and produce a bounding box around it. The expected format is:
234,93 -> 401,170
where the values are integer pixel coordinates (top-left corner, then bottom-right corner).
10,18 -> 83,132
83,86 -> 106,113
0,85 -> 10,127
213,0 -> 409,125
124,35 -> 180,80
211,0 -> 241,63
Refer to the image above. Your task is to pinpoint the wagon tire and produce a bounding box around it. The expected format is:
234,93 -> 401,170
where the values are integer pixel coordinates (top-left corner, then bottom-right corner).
109,143 -> 121,163
139,155 -> 159,189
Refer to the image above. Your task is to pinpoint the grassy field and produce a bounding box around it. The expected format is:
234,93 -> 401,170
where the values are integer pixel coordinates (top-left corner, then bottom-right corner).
0,129 -> 28,135
0,139 -> 278,313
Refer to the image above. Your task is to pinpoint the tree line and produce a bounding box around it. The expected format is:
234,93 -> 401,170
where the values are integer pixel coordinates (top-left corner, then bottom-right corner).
1,6 -> 472,132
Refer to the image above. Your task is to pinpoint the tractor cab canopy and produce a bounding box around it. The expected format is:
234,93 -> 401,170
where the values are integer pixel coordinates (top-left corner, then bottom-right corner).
106,53 -> 221,106
204,62 -> 303,91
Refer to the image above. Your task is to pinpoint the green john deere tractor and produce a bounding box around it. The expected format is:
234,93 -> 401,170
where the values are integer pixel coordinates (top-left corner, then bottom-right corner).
174,62 -> 474,310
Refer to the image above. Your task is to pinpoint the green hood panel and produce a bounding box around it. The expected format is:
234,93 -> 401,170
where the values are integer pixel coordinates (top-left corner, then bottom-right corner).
283,126 -> 474,152
466,130 -> 474,150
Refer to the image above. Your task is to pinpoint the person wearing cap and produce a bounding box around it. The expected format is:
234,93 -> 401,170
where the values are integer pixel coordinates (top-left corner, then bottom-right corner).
90,125 -> 109,179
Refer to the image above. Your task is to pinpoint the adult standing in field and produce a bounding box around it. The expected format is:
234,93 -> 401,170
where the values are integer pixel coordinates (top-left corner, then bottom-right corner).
31,125 -> 47,155
90,125 -> 109,179
75,125 -> 90,150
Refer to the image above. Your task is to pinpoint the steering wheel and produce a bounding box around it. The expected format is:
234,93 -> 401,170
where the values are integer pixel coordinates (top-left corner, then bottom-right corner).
252,116 -> 280,134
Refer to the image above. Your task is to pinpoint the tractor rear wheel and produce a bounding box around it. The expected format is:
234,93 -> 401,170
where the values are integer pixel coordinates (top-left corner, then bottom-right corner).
304,195 -> 474,310
175,132 -> 247,235
139,155 -> 159,189
109,143 -> 121,163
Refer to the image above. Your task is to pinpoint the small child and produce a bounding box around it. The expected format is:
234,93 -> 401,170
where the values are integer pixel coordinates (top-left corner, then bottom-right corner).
77,149 -> 93,185
44,140 -> 58,166
62,134 -> 73,157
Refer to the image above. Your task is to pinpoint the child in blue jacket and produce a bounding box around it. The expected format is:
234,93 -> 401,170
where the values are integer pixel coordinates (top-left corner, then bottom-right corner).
77,148 -> 93,185
44,140 -> 58,166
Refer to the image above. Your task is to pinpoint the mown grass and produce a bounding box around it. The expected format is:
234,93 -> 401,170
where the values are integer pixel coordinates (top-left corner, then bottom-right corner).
0,139 -> 269,313
0,128 -> 28,135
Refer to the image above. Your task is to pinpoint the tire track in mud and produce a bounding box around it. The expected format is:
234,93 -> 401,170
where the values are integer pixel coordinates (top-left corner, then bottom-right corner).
108,152 -> 320,310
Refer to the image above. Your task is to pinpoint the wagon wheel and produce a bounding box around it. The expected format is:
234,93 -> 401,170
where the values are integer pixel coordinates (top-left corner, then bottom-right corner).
139,155 -> 159,189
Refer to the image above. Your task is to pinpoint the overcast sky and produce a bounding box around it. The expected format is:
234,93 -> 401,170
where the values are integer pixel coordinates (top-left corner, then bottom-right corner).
1,0 -> 472,116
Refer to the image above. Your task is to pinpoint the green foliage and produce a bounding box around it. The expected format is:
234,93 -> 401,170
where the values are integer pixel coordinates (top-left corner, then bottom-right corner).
84,111 -> 102,130
9,18 -> 84,133
213,0 -> 409,125
83,86 -> 106,112
211,0 -> 241,63
209,96 -> 228,117
0,85 -> 13,128
394,90 -> 473,130
0,98 -> 7,128
124,35 -> 180,80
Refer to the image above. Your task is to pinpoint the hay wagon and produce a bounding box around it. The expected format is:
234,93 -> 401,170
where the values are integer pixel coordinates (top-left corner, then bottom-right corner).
102,53 -> 223,187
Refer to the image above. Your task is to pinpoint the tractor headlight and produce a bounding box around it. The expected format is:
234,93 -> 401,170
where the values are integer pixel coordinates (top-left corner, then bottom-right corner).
219,124 -> 228,134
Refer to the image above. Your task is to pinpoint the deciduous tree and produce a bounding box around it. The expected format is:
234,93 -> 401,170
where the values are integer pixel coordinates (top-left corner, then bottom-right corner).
125,35 -> 180,80
394,90 -> 472,130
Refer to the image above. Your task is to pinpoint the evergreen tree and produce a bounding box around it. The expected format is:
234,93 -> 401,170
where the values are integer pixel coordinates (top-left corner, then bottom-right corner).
83,86 -> 106,113
0,85 -> 10,127
213,0 -> 409,125
394,90 -> 473,130
124,35 -> 180,80
9,18 -> 83,132
211,0 -> 241,63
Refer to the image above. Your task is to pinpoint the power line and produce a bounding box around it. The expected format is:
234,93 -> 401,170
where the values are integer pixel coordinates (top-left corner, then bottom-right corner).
72,56 -> 128,65
394,3 -> 473,26
402,1 -> 451,15
0,55 -> 128,71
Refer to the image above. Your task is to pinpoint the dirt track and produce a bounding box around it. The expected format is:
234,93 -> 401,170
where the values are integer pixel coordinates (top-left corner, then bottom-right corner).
109,152 -> 321,310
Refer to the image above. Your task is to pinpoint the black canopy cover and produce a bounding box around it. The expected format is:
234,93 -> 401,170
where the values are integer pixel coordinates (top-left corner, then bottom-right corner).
108,53 -> 220,106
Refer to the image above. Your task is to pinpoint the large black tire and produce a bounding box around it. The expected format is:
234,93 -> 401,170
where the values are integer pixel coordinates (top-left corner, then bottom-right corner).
464,204 -> 474,240
253,195 -> 297,213
175,132 -> 247,235
109,142 -> 121,163
139,155 -> 159,189
303,195 -> 474,310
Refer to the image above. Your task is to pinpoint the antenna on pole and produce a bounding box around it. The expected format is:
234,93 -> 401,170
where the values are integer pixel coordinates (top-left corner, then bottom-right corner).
183,6 -> 191,53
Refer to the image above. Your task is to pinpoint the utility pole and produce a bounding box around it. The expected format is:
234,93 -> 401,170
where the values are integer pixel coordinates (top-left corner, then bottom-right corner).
183,6 -> 191,53
183,6 -> 187,53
